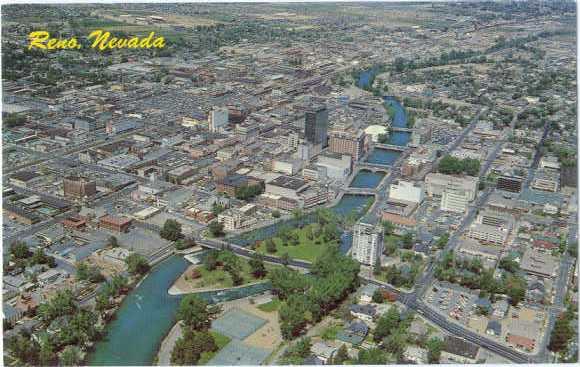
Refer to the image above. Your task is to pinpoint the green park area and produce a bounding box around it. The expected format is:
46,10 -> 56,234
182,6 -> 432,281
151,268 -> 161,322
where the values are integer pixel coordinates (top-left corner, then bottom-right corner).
184,250 -> 271,290
254,221 -> 341,263
257,298 -> 281,313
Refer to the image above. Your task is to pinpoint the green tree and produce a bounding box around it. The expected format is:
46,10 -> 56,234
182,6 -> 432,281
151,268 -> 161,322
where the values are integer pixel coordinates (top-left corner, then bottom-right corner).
505,274 -> 526,306
265,238 -> 277,253
208,221 -> 225,237
125,253 -> 150,275
6,334 -> 39,365
382,220 -> 395,235
249,253 -> 267,278
10,241 -> 31,259
548,310 -> 574,353
176,294 -> 221,331
59,345 -> 82,366
426,337 -> 444,363
204,250 -> 219,271
170,330 -> 217,365
374,305 -> 400,341
38,334 -> 57,366
108,235 -> 119,248
357,348 -> 388,364
383,328 -> 407,358
160,219 -> 183,241
333,344 -> 349,364
37,289 -> 77,323
272,210 -> 281,218
372,289 -> 384,303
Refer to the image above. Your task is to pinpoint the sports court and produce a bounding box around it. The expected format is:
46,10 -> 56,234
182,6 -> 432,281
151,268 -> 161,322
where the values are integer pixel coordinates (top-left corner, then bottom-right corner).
206,339 -> 271,366
210,308 -> 267,340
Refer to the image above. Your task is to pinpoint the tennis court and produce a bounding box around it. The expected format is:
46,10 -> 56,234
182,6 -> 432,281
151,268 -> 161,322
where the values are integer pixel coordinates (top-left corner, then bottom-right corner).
207,339 -> 271,366
211,308 -> 267,340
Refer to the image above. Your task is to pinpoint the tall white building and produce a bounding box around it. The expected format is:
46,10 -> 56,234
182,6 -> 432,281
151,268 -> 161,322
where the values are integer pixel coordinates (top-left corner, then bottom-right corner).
441,190 -> 471,213
209,107 -> 229,132
351,221 -> 384,268
389,180 -> 424,204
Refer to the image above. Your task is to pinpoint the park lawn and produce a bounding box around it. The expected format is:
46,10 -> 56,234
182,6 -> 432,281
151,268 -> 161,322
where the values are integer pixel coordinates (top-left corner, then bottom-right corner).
198,331 -> 231,365
255,224 -> 339,263
320,322 -> 343,341
186,259 -> 271,289
257,298 -> 281,313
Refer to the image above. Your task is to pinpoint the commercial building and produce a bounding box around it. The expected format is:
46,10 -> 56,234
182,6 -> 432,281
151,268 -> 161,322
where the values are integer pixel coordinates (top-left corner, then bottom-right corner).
497,175 -> 524,193
465,223 -> 509,246
351,221 -> 384,268
328,124 -> 368,161
304,105 -> 328,147
63,176 -> 97,200
389,180 -> 424,204
425,173 -> 478,200
99,215 -> 132,233
440,190 -> 471,213
209,107 -> 229,132
520,248 -> 558,279
216,174 -> 263,197
531,168 -> 559,192
315,153 -> 352,182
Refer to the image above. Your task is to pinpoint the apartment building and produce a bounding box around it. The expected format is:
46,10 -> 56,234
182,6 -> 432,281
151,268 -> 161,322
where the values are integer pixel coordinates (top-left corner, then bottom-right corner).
351,221 -> 384,268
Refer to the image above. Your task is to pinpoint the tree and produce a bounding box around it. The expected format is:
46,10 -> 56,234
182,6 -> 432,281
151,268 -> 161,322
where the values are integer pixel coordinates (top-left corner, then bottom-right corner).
372,289 -> 384,303
59,345 -> 82,366
281,252 -> 290,266
499,256 -> 519,273
125,253 -> 150,275
426,337 -> 444,363
548,310 -> 574,353
333,344 -> 349,364
382,220 -> 395,235
160,219 -> 183,241
37,289 -> 77,323
249,253 -> 267,278
4,113 -> 27,127
170,330 -> 217,365
374,305 -> 400,341
383,329 -> 407,358
505,274 -> 526,306
10,241 -> 31,259
208,221 -> 225,237
38,335 -> 57,366
204,250 -> 219,271
108,235 -> 119,248
272,210 -> 281,218
6,334 -> 39,365
76,262 -> 105,283
176,294 -> 221,331
265,238 -> 277,253
357,348 -> 388,364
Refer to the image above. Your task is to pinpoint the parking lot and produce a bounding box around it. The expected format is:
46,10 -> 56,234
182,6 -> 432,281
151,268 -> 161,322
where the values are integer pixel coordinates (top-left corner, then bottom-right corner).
426,282 -> 479,326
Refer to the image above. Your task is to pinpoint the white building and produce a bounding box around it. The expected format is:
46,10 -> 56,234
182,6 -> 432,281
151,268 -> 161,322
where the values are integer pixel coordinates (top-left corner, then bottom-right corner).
440,190 -> 471,213
351,221 -> 384,267
315,153 -> 352,182
389,180 -> 424,204
209,107 -> 229,132
425,173 -> 479,200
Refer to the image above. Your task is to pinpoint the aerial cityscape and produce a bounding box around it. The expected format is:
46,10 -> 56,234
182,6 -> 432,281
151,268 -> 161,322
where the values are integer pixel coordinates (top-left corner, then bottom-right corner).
1,1 -> 578,366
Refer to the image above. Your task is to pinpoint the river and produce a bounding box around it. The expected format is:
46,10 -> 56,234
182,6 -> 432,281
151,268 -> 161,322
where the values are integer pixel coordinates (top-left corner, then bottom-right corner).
88,256 -> 272,366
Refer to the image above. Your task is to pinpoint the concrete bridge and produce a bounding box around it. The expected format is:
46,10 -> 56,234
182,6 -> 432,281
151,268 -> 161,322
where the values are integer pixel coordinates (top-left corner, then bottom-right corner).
358,162 -> 392,171
373,143 -> 406,151
344,187 -> 377,195
391,127 -> 413,133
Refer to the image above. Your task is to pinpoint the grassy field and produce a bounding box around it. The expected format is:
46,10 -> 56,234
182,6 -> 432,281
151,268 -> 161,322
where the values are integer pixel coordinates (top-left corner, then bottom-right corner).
198,331 -> 231,365
257,298 -> 281,313
184,259 -> 270,290
254,223 -> 339,263
320,322 -> 343,341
